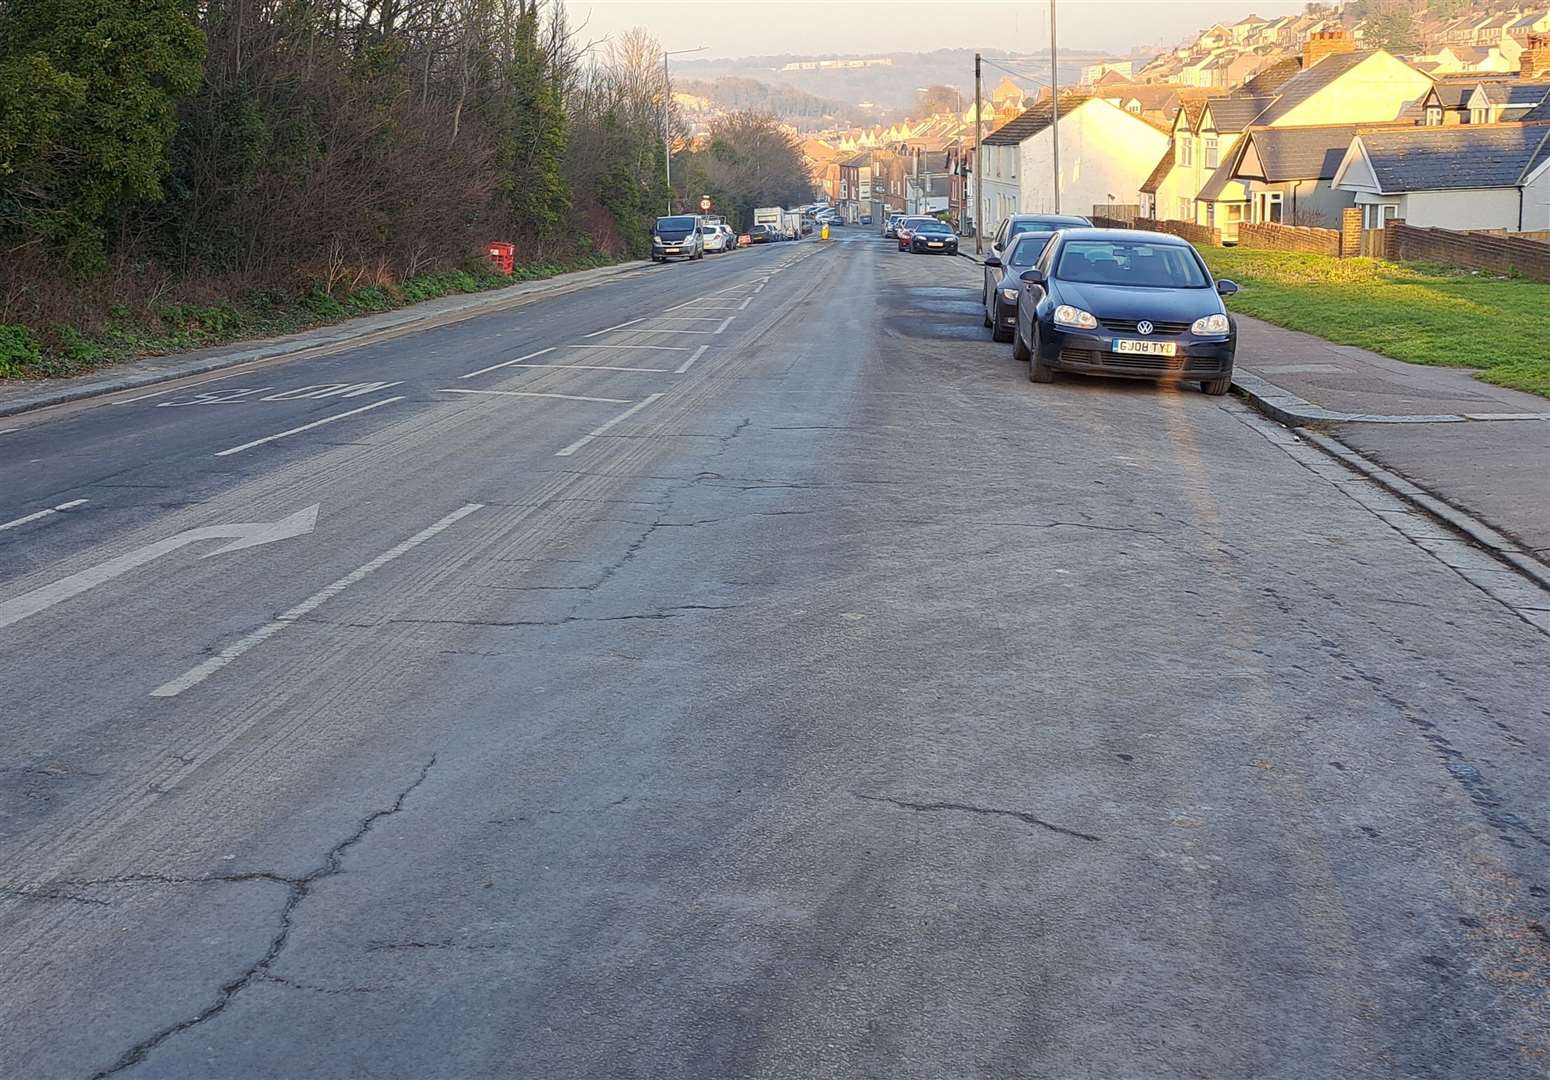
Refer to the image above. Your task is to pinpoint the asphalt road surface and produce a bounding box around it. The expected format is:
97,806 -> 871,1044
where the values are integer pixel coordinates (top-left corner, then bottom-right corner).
3,234 -> 1548,1079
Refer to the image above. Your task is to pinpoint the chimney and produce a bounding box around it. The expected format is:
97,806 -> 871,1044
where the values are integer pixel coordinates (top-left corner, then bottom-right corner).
1304,28 -> 1356,68
1523,34 -> 1550,78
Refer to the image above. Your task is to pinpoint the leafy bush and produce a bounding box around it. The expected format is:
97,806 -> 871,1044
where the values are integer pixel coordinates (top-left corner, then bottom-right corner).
0,324 -> 42,377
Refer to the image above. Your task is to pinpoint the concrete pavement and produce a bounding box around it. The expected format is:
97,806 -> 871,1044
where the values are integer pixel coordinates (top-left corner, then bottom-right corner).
2,233 -> 1548,1078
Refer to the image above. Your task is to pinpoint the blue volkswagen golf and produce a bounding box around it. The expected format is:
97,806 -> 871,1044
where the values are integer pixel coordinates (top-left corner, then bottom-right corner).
1010,229 -> 1240,395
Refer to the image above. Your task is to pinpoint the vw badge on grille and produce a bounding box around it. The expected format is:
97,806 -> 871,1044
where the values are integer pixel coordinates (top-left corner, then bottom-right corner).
1137,320 -> 1154,336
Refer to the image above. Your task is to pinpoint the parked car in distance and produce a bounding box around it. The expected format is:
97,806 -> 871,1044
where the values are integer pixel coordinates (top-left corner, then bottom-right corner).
982,231 -> 1060,341
909,220 -> 959,254
860,214 -> 872,225
882,213 -> 905,238
651,215 -> 704,262
987,213 -> 1093,263
703,224 -> 733,254
1011,229 -> 1239,394
895,216 -> 937,251
748,224 -> 776,244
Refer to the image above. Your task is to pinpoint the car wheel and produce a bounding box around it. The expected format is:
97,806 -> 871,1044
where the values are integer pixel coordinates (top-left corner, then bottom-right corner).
983,302 -> 993,329
991,307 -> 1013,343
1201,375 -> 1232,396
1028,327 -> 1054,382
1012,320 -> 1031,361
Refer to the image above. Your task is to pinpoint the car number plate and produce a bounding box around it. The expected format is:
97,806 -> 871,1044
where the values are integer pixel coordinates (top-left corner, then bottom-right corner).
1112,339 -> 1177,356
928,241 -> 944,247
664,247 -> 679,253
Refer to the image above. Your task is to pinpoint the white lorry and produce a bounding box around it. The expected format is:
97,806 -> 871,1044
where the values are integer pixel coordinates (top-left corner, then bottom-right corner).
753,207 -> 784,237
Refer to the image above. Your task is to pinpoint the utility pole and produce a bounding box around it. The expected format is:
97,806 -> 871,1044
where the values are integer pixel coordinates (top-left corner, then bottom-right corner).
1048,0 -> 1061,213
663,46 -> 707,215
974,52 -> 983,253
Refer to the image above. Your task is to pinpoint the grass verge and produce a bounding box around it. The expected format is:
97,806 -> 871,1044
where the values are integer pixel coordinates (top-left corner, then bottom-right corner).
0,255 -> 620,382
1200,247 -> 1550,399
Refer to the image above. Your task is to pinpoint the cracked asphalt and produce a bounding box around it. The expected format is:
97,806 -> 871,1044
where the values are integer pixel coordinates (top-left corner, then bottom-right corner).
2,234 -> 1548,1078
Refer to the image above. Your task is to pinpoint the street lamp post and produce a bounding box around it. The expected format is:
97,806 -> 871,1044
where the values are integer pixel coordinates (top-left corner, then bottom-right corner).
663,46 -> 707,214
1049,0 -> 1061,213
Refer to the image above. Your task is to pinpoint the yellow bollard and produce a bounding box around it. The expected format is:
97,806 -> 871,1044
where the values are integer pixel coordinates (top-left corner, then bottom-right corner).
821,224 -> 830,241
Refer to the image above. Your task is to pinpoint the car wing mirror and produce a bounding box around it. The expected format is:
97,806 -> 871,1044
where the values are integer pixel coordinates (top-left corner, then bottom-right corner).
1216,278 -> 1240,296
983,255 -> 1002,268
1019,268 -> 1045,285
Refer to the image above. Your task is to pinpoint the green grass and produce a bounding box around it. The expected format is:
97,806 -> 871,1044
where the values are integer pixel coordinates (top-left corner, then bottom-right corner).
2,255 -> 619,382
1200,247 -> 1550,399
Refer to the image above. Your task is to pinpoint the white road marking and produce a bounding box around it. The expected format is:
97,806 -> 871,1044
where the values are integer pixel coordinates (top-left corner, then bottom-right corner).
664,297 -> 707,312
753,282 -> 766,293
653,316 -> 728,322
438,388 -> 631,404
555,394 -> 666,457
738,297 -> 752,310
112,372 -> 246,405
569,343 -> 690,352
714,317 -> 736,335
485,363 -> 668,373
0,499 -> 89,534
623,328 -> 720,335
150,503 -> 483,697
460,347 -> 556,380
674,345 -> 710,375
0,428 -> 16,437
213,397 -> 404,457
583,318 -> 645,338
0,505 -> 318,631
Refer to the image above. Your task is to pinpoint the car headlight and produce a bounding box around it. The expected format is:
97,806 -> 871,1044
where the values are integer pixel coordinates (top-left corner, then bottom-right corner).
1001,288 -> 1019,302
1053,305 -> 1098,330
1191,313 -> 1231,336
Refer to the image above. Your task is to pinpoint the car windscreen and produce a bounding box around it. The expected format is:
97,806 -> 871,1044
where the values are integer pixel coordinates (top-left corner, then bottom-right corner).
1055,239 -> 1209,288
655,216 -> 696,234
1007,233 -> 1055,266
915,222 -> 952,235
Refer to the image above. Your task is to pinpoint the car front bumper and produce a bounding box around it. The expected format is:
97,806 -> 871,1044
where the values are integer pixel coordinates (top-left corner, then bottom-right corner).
1038,324 -> 1235,380
912,243 -> 958,254
652,243 -> 695,258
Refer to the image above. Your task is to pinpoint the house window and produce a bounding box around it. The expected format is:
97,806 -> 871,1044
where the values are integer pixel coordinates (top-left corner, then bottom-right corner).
1179,197 -> 1193,219
1425,106 -> 1443,126
1261,191 -> 1283,223
1178,137 -> 1194,166
1382,204 -> 1398,226
1469,107 -> 1488,124
1204,138 -> 1219,168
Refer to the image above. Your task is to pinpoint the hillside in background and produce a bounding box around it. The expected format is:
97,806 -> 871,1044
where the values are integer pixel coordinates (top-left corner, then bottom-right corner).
675,47 -> 1113,116
677,76 -> 865,127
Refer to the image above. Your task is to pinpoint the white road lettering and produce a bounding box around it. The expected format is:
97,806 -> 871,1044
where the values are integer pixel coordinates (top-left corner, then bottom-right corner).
150,503 -> 483,697
213,397 -> 404,457
158,387 -> 273,407
0,504 -> 317,630
555,394 -> 666,457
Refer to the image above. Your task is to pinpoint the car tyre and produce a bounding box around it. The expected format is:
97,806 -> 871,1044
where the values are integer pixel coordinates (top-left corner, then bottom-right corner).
983,303 -> 993,328
1027,327 -> 1053,382
1201,375 -> 1232,396
1011,320 -> 1031,362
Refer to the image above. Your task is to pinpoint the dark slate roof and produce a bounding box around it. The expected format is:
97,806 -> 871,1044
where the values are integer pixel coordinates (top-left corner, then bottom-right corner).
1238,124 -> 1358,180
1197,157 -> 1247,201
982,91 -> 1095,145
1204,94 -> 1275,132
1479,80 -> 1550,108
1524,96 -> 1550,122
1252,50 -> 1372,126
1139,144 -> 1176,193
1239,56 -> 1303,96
1428,80 -> 1480,109
1357,122 -> 1550,191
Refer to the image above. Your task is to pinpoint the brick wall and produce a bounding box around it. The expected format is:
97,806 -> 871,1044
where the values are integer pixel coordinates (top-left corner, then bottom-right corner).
1385,221 -> 1550,283
1237,221 -> 1341,257
1089,214 -> 1222,247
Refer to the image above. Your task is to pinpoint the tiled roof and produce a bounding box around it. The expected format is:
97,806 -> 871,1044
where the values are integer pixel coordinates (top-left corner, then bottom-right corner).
1139,144 -> 1176,194
1240,56 -> 1303,95
1252,50 -> 1373,126
1524,96 -> 1550,121
1204,94 -> 1275,132
982,91 -> 1095,145
1355,122 -> 1550,190
1479,80 -> 1550,108
1237,123 -> 1358,180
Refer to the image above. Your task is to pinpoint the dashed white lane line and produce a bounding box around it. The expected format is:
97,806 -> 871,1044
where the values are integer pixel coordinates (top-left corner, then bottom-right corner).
583,318 -> 645,338
555,394 -> 666,457
569,343 -> 690,352
213,397 -> 404,457
151,502 -> 485,697
752,282 -> 766,293
714,317 -> 736,335
482,363 -> 669,373
460,347 -> 557,380
738,297 -> 752,310
674,345 -> 710,375
0,499 -> 88,533
438,388 -> 631,404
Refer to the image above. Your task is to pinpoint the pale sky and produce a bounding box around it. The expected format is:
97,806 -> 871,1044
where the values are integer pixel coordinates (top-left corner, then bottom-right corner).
565,0 -> 1309,59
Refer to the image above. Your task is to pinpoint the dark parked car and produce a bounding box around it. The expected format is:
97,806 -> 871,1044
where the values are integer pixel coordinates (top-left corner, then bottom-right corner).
748,224 -> 776,244
651,215 -> 704,262
1011,229 -> 1240,395
909,220 -> 959,254
982,230 -> 1071,342
986,213 -> 1092,263
895,216 -> 937,251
